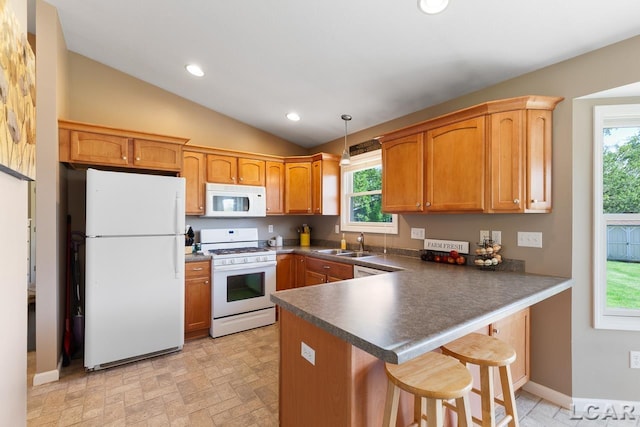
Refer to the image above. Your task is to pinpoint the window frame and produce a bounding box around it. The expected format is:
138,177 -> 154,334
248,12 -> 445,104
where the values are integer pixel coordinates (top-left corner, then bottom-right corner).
593,104 -> 640,330
340,150 -> 398,234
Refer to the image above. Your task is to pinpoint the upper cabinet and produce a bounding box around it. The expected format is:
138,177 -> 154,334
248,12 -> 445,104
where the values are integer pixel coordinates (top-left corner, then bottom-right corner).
182,150 -> 206,215
206,154 -> 265,186
59,120 -> 188,172
266,160 -> 285,215
380,95 -> 563,214
285,154 -> 340,215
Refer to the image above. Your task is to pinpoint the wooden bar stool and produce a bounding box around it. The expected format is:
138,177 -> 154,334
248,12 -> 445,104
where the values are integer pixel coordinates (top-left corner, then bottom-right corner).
441,333 -> 519,427
383,352 -> 473,427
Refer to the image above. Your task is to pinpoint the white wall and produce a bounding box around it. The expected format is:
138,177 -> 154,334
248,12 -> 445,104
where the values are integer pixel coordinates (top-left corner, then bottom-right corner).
0,0 -> 29,424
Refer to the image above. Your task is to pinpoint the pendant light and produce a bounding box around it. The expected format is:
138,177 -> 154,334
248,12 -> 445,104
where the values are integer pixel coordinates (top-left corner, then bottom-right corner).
340,114 -> 352,166
418,0 -> 449,14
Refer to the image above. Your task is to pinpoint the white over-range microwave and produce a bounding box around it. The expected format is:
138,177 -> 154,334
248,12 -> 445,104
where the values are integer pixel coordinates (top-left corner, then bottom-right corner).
203,183 -> 267,217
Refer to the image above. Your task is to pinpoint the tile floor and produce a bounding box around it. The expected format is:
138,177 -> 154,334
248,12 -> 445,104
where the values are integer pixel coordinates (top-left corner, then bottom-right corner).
27,323 -> 638,426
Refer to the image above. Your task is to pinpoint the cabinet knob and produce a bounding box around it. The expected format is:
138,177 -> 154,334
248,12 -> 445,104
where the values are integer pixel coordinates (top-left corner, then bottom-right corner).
205,280 -> 209,285
531,199 -> 538,203
199,206 -> 203,209
323,265 -> 330,269
192,267 -> 203,271
231,176 -> 235,181
416,203 -> 421,207
122,156 -> 127,160
492,328 -> 500,335
513,199 -> 520,204
425,202 -> 431,207
239,177 -> 243,181
136,157 -> 140,161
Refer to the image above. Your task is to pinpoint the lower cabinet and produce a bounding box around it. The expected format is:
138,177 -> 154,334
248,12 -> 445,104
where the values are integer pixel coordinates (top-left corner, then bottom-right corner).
276,254 -> 297,291
184,260 -> 211,340
304,257 -> 353,286
490,307 -> 530,390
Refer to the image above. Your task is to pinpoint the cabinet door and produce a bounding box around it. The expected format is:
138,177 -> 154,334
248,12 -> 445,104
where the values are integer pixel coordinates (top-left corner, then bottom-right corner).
132,139 -> 182,171
285,162 -> 312,214
425,117 -> 485,212
490,308 -> 530,390
276,254 -> 295,291
526,110 -> 552,212
312,158 -> 340,215
266,161 -> 285,214
184,261 -> 211,339
488,111 -> 524,212
238,158 -> 265,186
69,131 -> 129,166
206,154 -> 238,184
183,151 -> 206,215
305,269 -> 327,286
382,133 -> 424,212
294,255 -> 306,287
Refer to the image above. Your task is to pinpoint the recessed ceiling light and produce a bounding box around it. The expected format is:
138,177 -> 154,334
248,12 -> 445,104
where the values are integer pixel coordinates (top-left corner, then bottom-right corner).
418,0 -> 449,14
286,112 -> 301,122
185,64 -> 204,77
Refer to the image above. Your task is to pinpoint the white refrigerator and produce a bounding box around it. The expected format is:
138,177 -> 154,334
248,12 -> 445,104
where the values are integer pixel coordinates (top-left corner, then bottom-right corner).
84,168 -> 186,370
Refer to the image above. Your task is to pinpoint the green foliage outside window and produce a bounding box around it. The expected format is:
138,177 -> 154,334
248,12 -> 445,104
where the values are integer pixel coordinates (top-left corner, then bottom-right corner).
603,130 -> 640,214
350,166 -> 392,223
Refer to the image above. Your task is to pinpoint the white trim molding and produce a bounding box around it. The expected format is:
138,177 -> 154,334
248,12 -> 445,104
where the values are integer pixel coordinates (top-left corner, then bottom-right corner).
522,381 -> 573,409
32,358 -> 61,386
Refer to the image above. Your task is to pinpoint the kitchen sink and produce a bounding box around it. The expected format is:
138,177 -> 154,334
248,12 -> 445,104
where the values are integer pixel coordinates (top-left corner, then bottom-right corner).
336,251 -> 376,258
315,249 -> 354,255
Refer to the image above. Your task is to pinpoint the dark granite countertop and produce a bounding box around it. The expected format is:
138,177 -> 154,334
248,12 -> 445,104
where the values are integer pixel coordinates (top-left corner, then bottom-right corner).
271,247 -> 572,364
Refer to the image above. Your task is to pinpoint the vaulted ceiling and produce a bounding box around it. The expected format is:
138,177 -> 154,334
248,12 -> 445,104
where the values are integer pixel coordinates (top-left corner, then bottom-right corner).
40,0 -> 640,147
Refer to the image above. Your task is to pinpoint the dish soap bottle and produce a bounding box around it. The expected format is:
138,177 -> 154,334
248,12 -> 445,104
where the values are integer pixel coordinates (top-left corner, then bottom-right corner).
340,233 -> 347,250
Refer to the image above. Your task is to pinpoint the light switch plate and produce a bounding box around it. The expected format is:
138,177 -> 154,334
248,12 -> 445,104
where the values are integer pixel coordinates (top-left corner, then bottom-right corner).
411,228 -> 425,240
268,225 -> 273,233
480,230 -> 490,243
517,232 -> 543,248
491,230 -> 502,245
335,224 -> 340,234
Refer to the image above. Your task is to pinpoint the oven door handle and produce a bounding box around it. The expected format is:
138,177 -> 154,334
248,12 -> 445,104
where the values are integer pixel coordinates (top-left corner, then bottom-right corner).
214,260 -> 277,272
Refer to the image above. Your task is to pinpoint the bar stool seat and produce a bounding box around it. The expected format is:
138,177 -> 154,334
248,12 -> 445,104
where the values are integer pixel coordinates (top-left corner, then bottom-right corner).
383,351 -> 473,427
441,333 -> 519,427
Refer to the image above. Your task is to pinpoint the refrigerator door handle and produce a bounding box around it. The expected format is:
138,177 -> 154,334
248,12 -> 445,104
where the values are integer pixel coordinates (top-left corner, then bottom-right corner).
175,235 -> 183,278
175,191 -> 183,235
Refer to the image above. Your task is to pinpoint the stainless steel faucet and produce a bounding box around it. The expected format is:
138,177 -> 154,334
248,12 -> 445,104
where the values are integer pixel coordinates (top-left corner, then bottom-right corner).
357,232 -> 365,252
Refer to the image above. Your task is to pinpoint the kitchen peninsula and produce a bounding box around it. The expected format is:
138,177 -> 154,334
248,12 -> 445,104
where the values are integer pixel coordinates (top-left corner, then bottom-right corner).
271,253 -> 572,426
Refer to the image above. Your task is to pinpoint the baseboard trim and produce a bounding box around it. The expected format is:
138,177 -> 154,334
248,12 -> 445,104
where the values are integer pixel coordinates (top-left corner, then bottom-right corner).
522,381 -> 573,409
32,356 -> 61,386
524,381 -> 640,420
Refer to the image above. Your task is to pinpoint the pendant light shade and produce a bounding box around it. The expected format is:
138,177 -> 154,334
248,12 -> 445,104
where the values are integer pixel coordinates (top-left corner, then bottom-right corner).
418,0 -> 449,14
340,114 -> 352,166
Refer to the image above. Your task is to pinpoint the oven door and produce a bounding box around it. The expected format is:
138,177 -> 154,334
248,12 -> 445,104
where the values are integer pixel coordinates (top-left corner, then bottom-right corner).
212,261 -> 276,318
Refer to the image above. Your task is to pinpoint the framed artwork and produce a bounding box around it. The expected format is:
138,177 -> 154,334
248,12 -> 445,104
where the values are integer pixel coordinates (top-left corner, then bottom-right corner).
0,0 -> 36,180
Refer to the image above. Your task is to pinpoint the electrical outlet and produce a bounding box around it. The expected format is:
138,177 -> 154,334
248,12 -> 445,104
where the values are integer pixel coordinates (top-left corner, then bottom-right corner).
301,342 -> 316,366
517,231 -> 543,248
335,224 -> 340,234
480,230 -> 490,243
492,230 -> 502,245
411,228 -> 425,240
268,225 -> 273,233
630,351 -> 640,369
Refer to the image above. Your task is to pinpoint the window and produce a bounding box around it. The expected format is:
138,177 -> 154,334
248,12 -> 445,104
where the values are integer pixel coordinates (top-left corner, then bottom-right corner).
341,150 -> 398,234
594,104 -> 640,330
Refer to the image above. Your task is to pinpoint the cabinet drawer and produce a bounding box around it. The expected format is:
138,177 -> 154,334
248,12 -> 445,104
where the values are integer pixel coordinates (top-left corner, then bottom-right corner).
185,260 -> 210,278
305,257 -> 353,280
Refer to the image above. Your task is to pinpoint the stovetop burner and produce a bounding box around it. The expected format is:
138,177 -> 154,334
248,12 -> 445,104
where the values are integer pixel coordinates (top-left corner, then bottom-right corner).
208,246 -> 272,256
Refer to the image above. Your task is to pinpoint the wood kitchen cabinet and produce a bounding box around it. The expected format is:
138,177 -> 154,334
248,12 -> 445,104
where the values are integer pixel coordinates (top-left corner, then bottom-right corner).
206,154 -> 265,186
379,95 -> 562,214
59,120 -> 188,172
285,161 -> 313,214
487,110 -> 554,213
285,154 -> 340,215
304,256 -> 353,285
425,116 -> 485,212
382,133 -> 425,212
276,254 -> 296,291
311,154 -> 340,215
184,260 -> 211,340
490,307 -> 530,390
266,160 -> 285,215
182,150 -> 206,215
